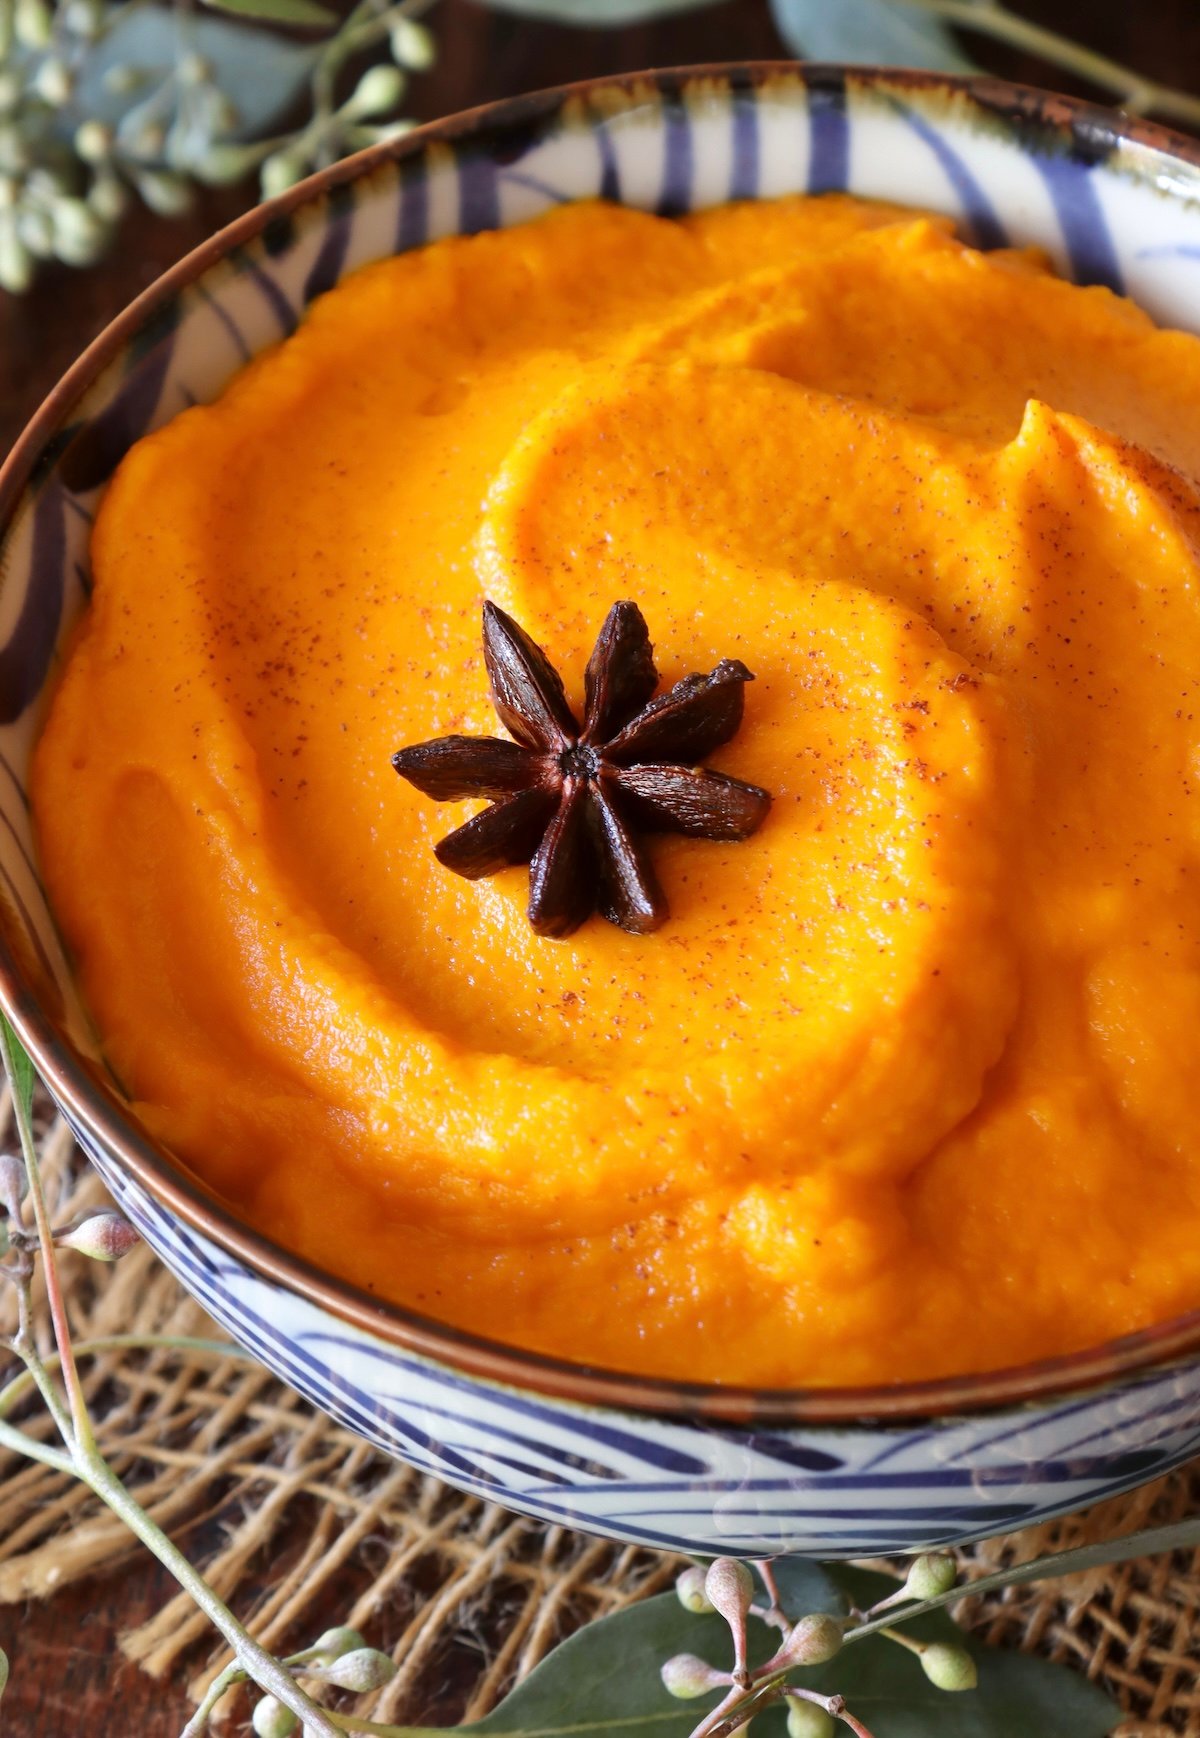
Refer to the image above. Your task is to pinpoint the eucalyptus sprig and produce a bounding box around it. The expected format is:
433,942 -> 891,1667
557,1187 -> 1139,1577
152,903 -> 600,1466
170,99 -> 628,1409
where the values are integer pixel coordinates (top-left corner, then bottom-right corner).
0,0 -> 435,291
0,1010 -> 1189,1738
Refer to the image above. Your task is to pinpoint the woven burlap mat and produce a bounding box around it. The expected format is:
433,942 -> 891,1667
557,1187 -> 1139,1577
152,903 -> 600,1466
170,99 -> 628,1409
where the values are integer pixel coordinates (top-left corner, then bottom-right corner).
1,1100 -> 1198,1734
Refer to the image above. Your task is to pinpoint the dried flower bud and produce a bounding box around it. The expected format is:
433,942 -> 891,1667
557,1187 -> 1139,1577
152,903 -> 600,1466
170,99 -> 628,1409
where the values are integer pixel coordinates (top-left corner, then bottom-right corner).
778,1613 -> 844,1668
675,1565 -> 713,1614
14,0 -> 52,49
130,169 -> 191,217
305,1625 -> 365,1665
56,1209 -> 139,1261
389,18 -> 435,70
179,53 -> 213,86
904,1552 -> 957,1601
88,171 -> 128,223
103,64 -> 148,96
342,65 -> 406,122
17,204 -> 53,257
920,1641 -> 978,1692
786,1700 -> 836,1738
703,1558 -> 754,1626
660,1653 -> 726,1700
0,217 -> 29,290
33,56 -> 74,105
62,0 -> 104,38
320,1647 -> 396,1692
252,1695 -> 299,1738
75,121 -> 113,164
261,148 -> 307,199
0,1152 -> 27,1213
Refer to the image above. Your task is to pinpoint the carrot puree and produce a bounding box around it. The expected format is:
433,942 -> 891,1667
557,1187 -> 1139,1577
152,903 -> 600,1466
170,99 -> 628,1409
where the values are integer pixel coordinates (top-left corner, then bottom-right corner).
32,195 -> 1200,1386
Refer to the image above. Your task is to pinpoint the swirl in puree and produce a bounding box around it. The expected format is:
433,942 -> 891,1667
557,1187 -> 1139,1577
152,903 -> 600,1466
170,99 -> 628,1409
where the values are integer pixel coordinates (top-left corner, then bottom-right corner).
32,195 -> 1200,1385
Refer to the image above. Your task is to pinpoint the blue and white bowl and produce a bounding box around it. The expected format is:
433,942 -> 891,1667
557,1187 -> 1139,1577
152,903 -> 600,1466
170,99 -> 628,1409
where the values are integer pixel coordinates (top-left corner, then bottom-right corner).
4,64 -> 1200,1558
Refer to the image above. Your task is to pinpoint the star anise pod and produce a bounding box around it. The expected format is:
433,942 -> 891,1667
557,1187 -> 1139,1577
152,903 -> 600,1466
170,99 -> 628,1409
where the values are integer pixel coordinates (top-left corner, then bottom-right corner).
391,600 -> 772,939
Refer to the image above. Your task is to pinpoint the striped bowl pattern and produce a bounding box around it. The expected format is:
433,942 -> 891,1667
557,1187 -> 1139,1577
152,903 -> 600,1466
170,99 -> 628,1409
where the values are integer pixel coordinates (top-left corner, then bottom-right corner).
4,65 -> 1200,1556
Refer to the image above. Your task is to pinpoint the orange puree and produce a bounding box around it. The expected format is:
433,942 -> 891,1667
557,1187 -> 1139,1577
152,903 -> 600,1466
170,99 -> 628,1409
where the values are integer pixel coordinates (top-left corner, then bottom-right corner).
32,196 -> 1200,1385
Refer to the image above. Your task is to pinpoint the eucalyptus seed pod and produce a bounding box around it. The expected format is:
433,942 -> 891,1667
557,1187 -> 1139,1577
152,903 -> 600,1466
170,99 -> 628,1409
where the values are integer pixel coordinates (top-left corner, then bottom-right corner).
75,120 -> 112,163
13,0 -> 51,49
304,1625 -> 365,1665
903,1551 -> 957,1601
209,93 -> 240,134
702,1558 -> 754,1626
320,1647 -> 397,1692
62,0 -> 104,38
344,120 -> 415,151
122,117 -> 167,161
191,141 -> 263,187
17,202 -> 54,256
777,1613 -> 844,1668
341,64 -> 406,122
260,147 -> 306,199
55,1208 -> 139,1260
0,1151 -> 27,1211
660,1653 -> 726,1700
785,1700 -> 836,1738
103,64 -> 148,96
389,17 -> 434,69
0,125 -> 30,175
87,170 -> 127,222
33,55 -> 73,105
252,1695 -> 300,1738
920,1641 -> 978,1692
675,1565 -> 713,1614
178,52 -> 212,86
50,195 -> 108,266
130,167 -> 191,216
0,210 -> 32,291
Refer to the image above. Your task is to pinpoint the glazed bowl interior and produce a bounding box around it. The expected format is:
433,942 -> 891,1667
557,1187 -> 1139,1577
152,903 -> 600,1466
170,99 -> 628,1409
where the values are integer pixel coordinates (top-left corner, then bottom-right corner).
5,63 -> 1200,1425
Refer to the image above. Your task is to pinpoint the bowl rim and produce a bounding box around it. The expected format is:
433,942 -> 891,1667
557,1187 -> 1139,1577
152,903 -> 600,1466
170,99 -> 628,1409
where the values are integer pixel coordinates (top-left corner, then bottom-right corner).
5,59 -> 1200,1429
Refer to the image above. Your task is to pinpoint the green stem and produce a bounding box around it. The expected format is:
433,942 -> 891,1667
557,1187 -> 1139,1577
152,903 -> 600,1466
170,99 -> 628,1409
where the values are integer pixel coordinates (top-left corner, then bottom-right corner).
895,0 -> 1200,128
0,1333 -> 250,1419
77,1449 -> 342,1738
0,1411 -> 76,1476
847,1514 -> 1200,1643
178,1659 -> 246,1738
0,1021 -> 92,1453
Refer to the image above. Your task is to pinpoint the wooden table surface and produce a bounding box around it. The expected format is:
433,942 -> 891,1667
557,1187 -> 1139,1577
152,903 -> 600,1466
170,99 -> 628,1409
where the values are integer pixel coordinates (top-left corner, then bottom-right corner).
2,2 -> 1199,1732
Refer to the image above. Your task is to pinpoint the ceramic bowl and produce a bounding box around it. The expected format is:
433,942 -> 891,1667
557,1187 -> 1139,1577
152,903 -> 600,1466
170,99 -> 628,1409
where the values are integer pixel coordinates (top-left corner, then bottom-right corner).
4,63 -> 1200,1559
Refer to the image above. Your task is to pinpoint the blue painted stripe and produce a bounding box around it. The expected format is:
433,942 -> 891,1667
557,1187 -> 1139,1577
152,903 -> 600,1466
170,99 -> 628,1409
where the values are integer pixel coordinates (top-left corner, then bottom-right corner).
891,99 -> 1007,250
596,125 -> 620,203
395,159 -> 429,252
657,88 -> 693,217
243,257 -> 298,336
458,149 -> 500,235
1035,152 -> 1123,291
807,73 -> 848,195
730,92 -> 759,201
194,280 -> 251,363
304,183 -> 355,303
499,169 -> 571,205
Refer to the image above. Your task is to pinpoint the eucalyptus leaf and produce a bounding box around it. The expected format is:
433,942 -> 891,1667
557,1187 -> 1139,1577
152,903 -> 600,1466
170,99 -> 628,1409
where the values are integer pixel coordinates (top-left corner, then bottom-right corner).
64,5 -> 318,144
372,1558 -> 1118,1738
769,0 -> 977,73
0,1645 -> 8,1703
478,0 -> 721,25
198,0 -> 335,27
0,1016 -> 35,1131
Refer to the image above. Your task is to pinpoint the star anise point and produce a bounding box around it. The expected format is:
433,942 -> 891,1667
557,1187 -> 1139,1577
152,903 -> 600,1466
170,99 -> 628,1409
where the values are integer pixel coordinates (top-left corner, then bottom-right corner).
392,600 -> 772,939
